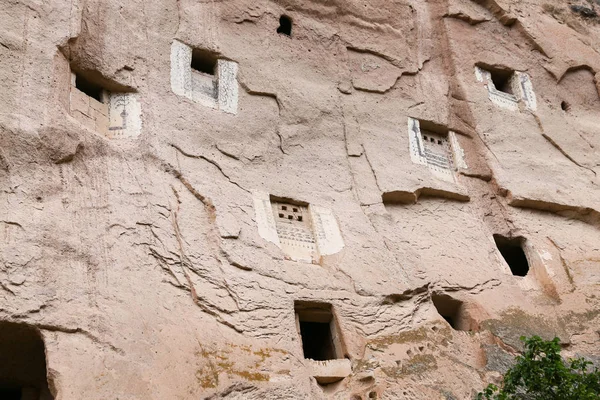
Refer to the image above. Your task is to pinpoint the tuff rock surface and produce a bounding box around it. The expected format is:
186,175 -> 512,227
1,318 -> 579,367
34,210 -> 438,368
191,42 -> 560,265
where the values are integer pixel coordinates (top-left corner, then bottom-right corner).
1,0 -> 599,399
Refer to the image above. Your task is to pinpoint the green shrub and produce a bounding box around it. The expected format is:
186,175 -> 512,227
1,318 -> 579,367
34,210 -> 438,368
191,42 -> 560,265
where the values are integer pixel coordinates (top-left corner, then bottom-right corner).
478,336 -> 600,400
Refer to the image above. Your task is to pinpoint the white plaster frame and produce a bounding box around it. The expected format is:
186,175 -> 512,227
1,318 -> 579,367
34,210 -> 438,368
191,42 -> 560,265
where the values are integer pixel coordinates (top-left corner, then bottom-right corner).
407,117 -> 468,182
475,66 -> 537,111
253,192 -> 345,262
170,39 -> 239,114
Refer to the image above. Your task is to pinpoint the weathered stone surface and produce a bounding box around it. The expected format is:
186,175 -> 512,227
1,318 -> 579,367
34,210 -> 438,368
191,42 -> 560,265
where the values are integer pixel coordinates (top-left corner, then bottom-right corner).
1,0 -> 599,398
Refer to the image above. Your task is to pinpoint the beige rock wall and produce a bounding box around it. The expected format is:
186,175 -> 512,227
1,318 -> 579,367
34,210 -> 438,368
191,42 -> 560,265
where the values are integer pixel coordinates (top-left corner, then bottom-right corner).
0,0 -> 599,399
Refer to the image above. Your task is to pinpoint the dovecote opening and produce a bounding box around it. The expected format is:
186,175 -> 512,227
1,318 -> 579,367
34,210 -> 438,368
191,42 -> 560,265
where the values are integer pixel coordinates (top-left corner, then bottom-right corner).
494,234 -> 529,277
75,73 -> 104,102
191,48 -> 218,76
277,15 -> 292,36
561,100 -> 570,112
271,198 -> 318,263
295,302 -> 343,361
407,117 -> 467,183
0,322 -> 54,400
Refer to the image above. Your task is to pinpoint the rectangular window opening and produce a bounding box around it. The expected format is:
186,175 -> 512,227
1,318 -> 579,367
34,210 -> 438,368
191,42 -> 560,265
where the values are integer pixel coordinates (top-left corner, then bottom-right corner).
489,69 -> 515,95
75,74 -> 104,102
191,48 -> 218,75
295,302 -> 343,361
493,234 -> 529,276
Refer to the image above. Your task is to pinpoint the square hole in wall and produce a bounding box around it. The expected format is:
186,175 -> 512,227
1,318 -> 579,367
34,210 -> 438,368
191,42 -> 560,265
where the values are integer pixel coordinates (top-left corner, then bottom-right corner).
75,73 -> 104,102
493,234 -> 529,277
488,68 -> 515,95
191,48 -> 218,75
295,302 -> 343,361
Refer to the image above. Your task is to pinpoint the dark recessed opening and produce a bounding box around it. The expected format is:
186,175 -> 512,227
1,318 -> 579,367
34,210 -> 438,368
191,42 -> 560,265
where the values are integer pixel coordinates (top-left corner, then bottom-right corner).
75,74 -> 103,102
0,321 -> 54,400
431,294 -> 469,331
295,302 -> 342,361
191,48 -> 218,75
493,234 -> 529,277
297,216 -> 303,222
277,15 -> 292,36
0,388 -> 21,400
561,101 -> 570,112
489,69 -> 514,94
299,321 -> 336,360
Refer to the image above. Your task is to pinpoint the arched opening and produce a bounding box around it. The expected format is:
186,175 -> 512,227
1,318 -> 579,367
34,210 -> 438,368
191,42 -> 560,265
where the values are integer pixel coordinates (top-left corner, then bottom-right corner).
277,15 -> 292,36
0,322 -> 54,400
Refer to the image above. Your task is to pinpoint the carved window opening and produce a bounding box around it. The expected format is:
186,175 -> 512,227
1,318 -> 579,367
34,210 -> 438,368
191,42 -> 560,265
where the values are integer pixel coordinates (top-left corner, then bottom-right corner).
0,322 -> 54,400
74,73 -> 104,102
431,294 -> 474,331
489,69 -> 515,95
170,40 -> 238,114
191,48 -> 218,76
277,15 -> 292,36
475,65 -> 537,111
295,302 -> 343,361
494,234 -> 529,277
69,67 -> 141,139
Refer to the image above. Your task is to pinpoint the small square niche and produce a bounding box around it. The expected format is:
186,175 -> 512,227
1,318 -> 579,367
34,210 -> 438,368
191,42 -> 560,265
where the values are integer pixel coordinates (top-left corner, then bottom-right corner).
493,234 -> 530,277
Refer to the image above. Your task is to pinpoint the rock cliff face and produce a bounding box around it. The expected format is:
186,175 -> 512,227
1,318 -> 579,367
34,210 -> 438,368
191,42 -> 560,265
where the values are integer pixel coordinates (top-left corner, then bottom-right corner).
1,0 -> 599,398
